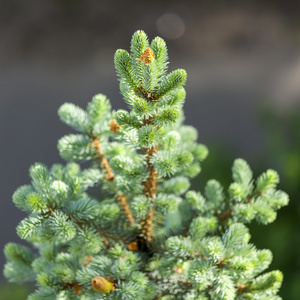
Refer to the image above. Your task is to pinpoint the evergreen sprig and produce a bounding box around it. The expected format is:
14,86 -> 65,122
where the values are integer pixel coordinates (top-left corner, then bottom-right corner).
3,30 -> 288,300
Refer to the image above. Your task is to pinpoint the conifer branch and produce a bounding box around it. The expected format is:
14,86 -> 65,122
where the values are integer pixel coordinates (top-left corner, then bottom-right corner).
63,282 -> 82,295
69,197 -> 135,249
139,101 -> 159,243
91,136 -> 114,182
91,135 -> 136,226
43,203 -> 114,250
141,146 -> 157,242
71,218 -> 112,249
117,194 -> 136,226
216,208 -> 233,222
216,194 -> 254,223
74,217 -> 133,248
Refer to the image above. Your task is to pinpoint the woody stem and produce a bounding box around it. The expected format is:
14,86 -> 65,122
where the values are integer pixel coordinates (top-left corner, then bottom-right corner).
91,136 -> 114,182
141,146 -> 157,243
216,209 -> 233,222
91,136 -> 135,226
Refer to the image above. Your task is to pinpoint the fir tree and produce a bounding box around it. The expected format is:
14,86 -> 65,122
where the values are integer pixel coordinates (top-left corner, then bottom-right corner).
4,30 -> 289,299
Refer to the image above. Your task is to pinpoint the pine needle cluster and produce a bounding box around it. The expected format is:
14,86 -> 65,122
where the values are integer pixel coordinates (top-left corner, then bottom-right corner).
4,30 -> 288,300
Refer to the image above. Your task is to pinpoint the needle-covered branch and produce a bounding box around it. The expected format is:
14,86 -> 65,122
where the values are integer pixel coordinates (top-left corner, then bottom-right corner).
4,30 -> 288,300
57,95 -> 136,228
141,146 -> 157,243
91,136 -> 135,226
91,137 -> 114,182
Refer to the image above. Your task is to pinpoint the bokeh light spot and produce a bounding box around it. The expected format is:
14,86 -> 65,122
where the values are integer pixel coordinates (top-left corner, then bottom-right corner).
156,13 -> 185,40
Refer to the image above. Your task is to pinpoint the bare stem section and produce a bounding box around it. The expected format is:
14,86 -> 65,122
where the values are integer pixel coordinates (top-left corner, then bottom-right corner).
91,137 -> 114,182
141,147 -> 157,242
216,209 -> 233,223
117,194 -> 136,226
91,136 -> 135,226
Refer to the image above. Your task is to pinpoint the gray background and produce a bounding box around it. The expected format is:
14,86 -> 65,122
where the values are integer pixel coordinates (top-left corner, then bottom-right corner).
1,0 -> 300,287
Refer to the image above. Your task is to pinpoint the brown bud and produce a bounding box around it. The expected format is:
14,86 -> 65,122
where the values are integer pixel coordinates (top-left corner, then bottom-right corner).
108,120 -> 120,134
91,276 -> 114,293
136,48 -> 155,65
128,241 -> 139,251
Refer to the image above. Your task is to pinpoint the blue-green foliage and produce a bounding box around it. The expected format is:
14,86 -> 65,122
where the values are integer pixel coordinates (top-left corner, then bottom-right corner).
4,31 -> 288,299
4,243 -> 37,283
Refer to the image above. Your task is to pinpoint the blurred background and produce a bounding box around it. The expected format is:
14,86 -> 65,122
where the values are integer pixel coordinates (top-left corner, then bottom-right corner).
1,0 -> 300,299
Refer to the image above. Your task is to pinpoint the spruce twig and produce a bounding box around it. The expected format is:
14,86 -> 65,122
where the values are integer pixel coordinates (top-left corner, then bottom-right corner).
91,135 -> 136,226
216,208 -> 233,222
141,144 -> 157,242
216,194 -> 254,222
139,79 -> 159,243
91,136 -> 114,182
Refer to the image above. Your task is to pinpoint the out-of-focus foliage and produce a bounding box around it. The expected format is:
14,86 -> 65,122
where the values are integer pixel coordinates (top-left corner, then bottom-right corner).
0,283 -> 32,300
254,106 -> 300,300
196,105 -> 300,300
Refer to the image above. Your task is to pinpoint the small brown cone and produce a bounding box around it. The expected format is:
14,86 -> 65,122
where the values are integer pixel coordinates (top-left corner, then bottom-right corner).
91,276 -> 114,293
